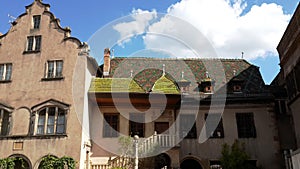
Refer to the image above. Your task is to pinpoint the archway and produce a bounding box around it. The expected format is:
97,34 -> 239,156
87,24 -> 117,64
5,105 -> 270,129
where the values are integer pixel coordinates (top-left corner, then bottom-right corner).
9,154 -> 31,169
180,158 -> 203,169
37,155 -> 58,169
154,153 -> 171,169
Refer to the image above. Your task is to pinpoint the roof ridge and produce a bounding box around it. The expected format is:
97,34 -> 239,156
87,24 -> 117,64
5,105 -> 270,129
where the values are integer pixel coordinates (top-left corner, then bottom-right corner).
112,57 -> 248,62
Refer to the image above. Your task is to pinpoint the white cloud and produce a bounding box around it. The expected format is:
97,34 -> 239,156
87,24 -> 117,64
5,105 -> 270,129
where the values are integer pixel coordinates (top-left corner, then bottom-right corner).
112,9 -> 157,46
113,0 -> 291,60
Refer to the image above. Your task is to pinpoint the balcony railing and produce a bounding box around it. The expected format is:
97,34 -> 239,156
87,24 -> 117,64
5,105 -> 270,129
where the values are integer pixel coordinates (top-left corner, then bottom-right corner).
139,132 -> 179,156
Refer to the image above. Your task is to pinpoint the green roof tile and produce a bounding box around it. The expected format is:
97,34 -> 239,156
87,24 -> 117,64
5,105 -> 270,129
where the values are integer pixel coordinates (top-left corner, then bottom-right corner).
89,78 -> 145,93
152,75 -> 180,94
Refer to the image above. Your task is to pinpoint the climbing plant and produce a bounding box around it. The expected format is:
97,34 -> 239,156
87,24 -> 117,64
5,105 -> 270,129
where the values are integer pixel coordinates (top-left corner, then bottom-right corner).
38,155 -> 76,169
0,157 -> 15,169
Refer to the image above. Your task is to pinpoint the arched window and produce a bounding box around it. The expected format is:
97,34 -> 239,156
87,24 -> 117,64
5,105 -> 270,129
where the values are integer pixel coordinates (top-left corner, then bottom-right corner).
0,109 -> 10,136
36,107 -> 66,135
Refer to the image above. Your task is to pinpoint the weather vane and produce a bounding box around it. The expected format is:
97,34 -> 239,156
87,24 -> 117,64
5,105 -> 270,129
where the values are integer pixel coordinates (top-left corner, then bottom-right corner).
8,14 -> 16,25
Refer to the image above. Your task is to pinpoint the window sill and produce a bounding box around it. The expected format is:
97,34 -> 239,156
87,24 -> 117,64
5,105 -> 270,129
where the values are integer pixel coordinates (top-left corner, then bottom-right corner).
0,134 -> 67,140
34,134 -> 67,139
23,50 -> 41,54
0,80 -> 11,83
41,77 -> 64,81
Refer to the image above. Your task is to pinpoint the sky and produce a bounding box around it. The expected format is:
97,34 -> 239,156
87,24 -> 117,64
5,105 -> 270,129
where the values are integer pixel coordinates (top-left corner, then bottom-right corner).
0,0 -> 299,84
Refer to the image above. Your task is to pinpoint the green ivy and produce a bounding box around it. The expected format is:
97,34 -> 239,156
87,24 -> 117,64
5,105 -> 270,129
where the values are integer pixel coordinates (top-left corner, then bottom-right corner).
0,157 -> 15,169
38,155 -> 76,169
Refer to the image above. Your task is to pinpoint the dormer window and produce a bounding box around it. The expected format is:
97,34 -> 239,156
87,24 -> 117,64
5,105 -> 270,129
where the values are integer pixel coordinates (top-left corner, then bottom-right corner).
198,79 -> 214,94
33,15 -> 41,29
205,86 -> 212,93
177,71 -> 191,94
233,84 -> 242,92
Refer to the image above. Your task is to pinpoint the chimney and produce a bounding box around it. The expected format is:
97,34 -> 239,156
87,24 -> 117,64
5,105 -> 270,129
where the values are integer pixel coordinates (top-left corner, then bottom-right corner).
103,48 -> 111,77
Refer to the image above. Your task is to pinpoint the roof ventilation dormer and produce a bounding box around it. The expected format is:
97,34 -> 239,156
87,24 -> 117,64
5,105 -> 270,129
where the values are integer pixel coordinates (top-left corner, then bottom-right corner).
177,71 -> 191,95
199,71 -> 215,94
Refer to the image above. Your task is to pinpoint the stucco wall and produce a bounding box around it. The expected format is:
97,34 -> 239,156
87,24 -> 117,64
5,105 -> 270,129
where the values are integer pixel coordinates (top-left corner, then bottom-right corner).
0,1 -> 86,168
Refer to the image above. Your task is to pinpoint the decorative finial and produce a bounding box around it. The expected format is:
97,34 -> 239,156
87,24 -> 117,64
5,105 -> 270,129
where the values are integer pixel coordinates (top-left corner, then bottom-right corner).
241,52 -> 244,59
205,71 -> 209,78
162,64 -> 165,75
130,70 -> 133,78
181,71 -> 185,79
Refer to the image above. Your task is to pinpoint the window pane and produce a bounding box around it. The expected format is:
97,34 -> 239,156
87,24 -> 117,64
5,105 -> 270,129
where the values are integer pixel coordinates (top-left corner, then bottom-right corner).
56,61 -> 63,77
236,113 -> 256,138
37,126 -> 44,135
56,108 -> 65,134
103,114 -> 119,137
0,110 -> 10,136
35,36 -> 41,51
47,114 -> 55,125
5,64 -> 12,81
47,107 -> 55,134
56,125 -> 64,134
38,110 -> 46,125
33,15 -> 41,29
0,65 -> 4,80
47,126 -> 54,134
57,113 -> 65,125
37,110 -> 46,134
205,114 -> 224,138
129,114 -> 144,137
27,36 -> 34,51
47,61 -> 54,78
180,114 -> 197,138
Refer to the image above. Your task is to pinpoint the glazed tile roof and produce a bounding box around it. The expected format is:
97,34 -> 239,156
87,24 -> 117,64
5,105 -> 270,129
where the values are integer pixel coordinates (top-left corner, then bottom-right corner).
89,78 -> 144,93
103,57 -> 266,94
151,75 -> 180,94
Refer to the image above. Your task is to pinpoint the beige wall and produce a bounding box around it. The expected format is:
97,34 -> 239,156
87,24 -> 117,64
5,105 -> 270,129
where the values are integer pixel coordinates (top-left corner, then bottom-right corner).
90,102 -> 280,169
179,103 -> 280,169
0,1 -> 87,168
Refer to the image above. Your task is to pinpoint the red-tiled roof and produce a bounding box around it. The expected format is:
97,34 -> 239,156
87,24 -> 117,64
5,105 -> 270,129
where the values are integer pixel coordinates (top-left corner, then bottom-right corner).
101,57 -> 265,94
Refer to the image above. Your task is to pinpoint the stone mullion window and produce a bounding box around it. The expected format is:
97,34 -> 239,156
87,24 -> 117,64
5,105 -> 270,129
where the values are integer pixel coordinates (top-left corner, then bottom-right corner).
129,113 -> 145,137
26,36 -> 41,52
180,114 -> 197,139
236,113 -> 256,138
205,113 -> 224,138
35,106 -> 66,135
45,60 -> 63,79
33,15 -> 41,29
0,63 -> 12,81
103,113 -> 119,138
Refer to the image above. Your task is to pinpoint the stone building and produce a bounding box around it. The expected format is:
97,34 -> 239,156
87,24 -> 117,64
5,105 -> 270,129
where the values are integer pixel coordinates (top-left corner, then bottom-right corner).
0,0 -> 97,168
87,50 -> 281,169
1,0 -> 298,169
273,2 -> 300,169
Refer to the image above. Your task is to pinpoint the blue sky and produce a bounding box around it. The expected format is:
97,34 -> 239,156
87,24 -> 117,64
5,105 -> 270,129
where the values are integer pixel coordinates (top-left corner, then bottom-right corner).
0,0 -> 299,84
